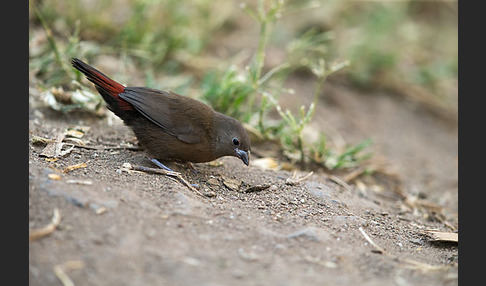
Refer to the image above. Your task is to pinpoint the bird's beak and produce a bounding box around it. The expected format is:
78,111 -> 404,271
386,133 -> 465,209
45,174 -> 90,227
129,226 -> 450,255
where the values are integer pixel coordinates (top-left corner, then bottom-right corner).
235,149 -> 250,166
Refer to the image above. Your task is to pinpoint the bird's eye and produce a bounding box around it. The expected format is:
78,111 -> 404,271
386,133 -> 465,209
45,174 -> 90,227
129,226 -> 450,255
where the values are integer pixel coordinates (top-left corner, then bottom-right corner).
232,138 -> 240,146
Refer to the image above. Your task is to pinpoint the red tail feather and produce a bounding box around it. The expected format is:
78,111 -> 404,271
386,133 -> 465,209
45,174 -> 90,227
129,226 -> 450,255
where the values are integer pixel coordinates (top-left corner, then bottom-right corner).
71,58 -> 132,111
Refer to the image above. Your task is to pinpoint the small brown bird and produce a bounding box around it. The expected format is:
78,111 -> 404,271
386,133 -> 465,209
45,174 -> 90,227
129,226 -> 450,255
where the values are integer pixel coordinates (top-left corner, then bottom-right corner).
71,58 -> 250,169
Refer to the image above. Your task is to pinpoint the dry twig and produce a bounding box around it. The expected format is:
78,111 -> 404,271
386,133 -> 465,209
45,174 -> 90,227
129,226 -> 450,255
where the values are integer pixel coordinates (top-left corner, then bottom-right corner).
358,227 -> 448,272
424,230 -> 458,243
63,161 -> 89,173
328,175 -> 353,192
359,227 -> 385,254
29,208 -> 61,242
286,171 -> 313,186
343,167 -> 367,182
53,260 -> 85,286
31,134 -> 141,151
122,163 -> 205,197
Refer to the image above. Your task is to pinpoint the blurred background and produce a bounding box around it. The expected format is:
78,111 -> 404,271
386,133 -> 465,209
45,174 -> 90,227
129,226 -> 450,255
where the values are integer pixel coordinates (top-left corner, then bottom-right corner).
29,0 -> 458,172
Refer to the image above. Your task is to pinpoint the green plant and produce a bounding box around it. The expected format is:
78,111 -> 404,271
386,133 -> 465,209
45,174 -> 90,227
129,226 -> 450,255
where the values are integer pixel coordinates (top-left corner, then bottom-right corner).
201,0 -> 366,170
30,1 -> 81,87
310,136 -> 372,170
29,0 -> 374,171
31,0 -> 233,74
200,67 -> 254,121
30,0 -> 106,114
201,0 -> 289,124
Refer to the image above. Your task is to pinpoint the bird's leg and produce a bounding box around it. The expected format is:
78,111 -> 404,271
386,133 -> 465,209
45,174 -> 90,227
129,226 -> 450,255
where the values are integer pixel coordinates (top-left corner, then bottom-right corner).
183,162 -> 200,188
185,162 -> 199,174
150,158 -> 174,172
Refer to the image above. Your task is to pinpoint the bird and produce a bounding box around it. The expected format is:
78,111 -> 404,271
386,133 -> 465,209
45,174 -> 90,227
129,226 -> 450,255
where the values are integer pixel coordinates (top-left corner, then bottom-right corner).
71,58 -> 250,171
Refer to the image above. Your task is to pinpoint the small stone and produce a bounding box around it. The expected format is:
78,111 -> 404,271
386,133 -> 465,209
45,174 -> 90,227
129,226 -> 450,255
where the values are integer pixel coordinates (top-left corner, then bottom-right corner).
206,177 -> 219,186
223,177 -> 242,191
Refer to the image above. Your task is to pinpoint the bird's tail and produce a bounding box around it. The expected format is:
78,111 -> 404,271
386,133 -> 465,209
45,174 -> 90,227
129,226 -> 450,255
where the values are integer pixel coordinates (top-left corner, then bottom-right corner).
71,58 -> 133,112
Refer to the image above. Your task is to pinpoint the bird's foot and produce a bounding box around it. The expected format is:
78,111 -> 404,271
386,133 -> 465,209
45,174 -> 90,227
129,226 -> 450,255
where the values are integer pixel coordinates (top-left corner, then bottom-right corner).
185,162 -> 199,174
147,158 -> 204,196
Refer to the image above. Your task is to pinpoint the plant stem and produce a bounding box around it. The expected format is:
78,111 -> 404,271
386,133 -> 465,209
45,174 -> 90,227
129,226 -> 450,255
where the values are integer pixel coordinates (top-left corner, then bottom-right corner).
255,20 -> 268,87
313,75 -> 326,105
246,0 -> 272,121
298,135 -> 305,162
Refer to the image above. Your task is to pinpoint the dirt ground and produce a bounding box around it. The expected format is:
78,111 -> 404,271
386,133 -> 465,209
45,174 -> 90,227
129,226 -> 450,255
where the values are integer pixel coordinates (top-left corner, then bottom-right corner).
28,71 -> 458,285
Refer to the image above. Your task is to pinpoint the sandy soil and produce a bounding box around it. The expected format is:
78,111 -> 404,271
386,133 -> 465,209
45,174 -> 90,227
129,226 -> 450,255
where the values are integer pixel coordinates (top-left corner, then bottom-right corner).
28,75 -> 457,286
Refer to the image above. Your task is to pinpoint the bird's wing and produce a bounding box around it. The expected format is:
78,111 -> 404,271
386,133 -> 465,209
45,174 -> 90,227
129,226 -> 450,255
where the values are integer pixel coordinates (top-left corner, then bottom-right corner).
120,88 -> 211,144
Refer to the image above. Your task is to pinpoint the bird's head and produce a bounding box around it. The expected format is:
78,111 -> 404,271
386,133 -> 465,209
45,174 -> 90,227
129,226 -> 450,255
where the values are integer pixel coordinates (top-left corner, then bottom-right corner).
212,113 -> 251,166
